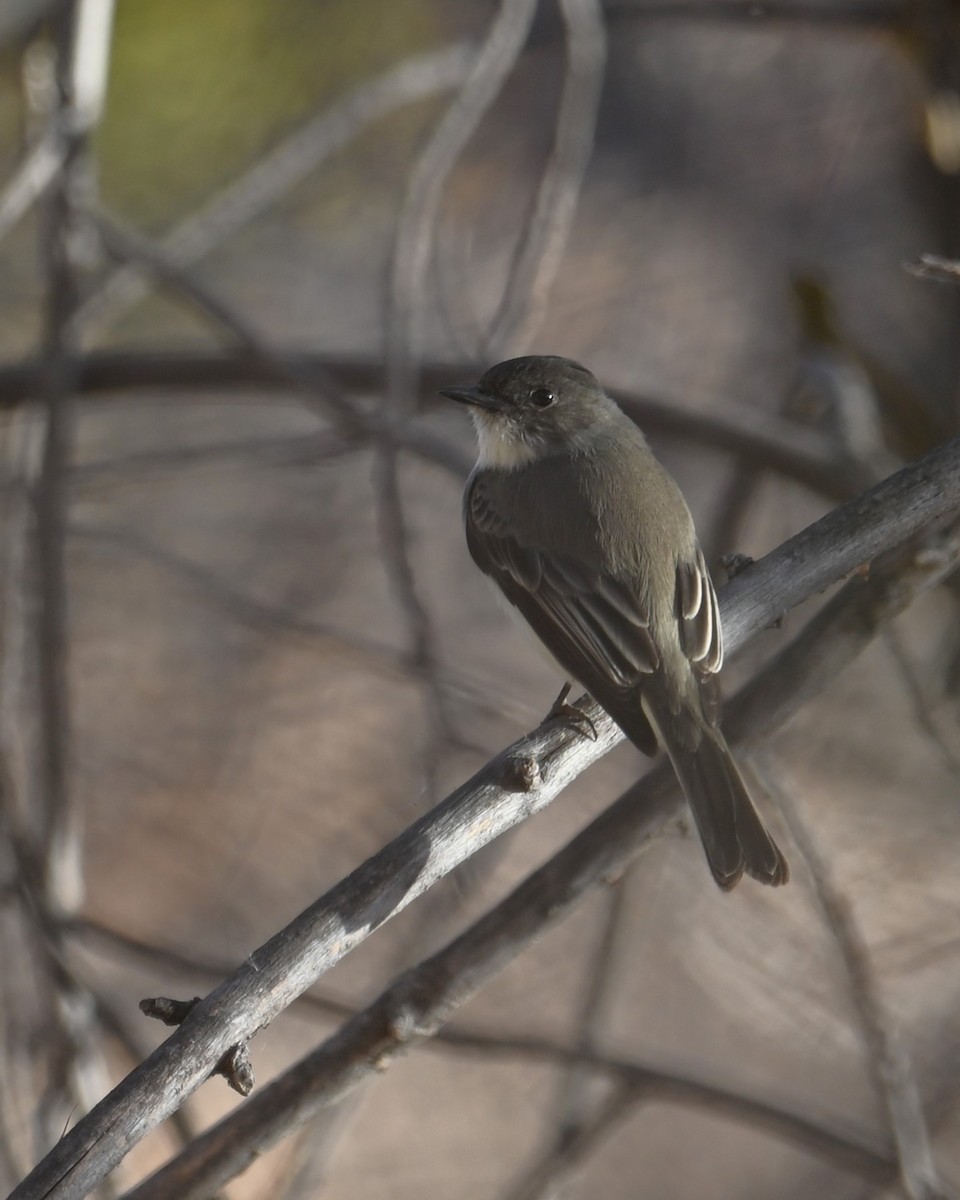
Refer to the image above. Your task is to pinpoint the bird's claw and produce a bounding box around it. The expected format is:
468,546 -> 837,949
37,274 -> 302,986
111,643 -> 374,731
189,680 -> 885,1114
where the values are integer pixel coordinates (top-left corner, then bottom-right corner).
545,683 -> 598,741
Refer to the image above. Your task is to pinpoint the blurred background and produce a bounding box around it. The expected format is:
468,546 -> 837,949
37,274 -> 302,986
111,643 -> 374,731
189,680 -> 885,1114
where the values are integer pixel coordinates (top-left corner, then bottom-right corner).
2,1 -> 960,1197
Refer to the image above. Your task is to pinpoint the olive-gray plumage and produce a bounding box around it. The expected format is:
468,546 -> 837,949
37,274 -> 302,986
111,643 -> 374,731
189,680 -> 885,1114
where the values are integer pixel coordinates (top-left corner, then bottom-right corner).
441,355 -> 788,890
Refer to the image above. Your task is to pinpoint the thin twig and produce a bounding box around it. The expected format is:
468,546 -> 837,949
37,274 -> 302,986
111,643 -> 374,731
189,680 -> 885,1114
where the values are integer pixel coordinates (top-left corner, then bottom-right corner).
883,627 -> 960,781
502,1085 -> 640,1200
72,43 -> 475,342
0,131 -> 65,245
760,761 -> 943,1200
904,254 -> 960,285
385,0 -> 538,406
0,350 -> 863,500
68,519 -> 530,728
485,0 -> 607,355
548,873 -> 631,1149
54,916 -> 953,1196
605,0 -> 904,25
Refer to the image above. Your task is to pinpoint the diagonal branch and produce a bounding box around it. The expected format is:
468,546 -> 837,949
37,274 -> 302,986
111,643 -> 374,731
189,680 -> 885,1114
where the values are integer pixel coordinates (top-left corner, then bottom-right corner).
501,1085 -> 639,1200
0,131 -> 65,245
111,520 -> 960,1200
10,435 -> 960,1200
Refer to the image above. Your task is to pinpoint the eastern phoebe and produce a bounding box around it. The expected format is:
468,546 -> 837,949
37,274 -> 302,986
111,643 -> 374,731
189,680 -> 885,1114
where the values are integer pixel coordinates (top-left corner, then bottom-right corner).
441,355 -> 788,890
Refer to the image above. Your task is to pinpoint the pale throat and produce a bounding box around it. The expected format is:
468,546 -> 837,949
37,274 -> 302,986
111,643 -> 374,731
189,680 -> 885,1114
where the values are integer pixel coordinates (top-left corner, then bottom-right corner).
471,411 -> 539,470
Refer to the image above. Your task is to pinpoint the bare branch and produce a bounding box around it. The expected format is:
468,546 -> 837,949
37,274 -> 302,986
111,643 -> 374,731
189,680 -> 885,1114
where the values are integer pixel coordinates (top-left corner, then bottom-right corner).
718,440 -> 960,654
73,43 -> 475,341
883,628 -> 960,782
10,437 -> 960,1200
0,351 -> 862,500
106,524 -> 960,1200
762,763 -> 942,1200
42,917 -> 956,1195
501,1085 -> 639,1200
605,0 -> 903,25
89,214 -> 476,480
546,875 -> 631,1152
386,0 -> 538,403
904,254 -> 960,285
0,132 -> 65,245
486,0 -> 607,355
1,2 -> 118,1164
68,519 -> 530,727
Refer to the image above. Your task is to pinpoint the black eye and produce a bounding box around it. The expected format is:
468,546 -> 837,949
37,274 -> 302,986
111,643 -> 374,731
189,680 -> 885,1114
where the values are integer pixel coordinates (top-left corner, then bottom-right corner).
530,388 -> 555,408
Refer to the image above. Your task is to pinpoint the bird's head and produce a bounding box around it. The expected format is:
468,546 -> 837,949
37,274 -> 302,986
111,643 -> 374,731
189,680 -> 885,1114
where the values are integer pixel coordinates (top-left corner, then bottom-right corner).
440,355 -> 616,469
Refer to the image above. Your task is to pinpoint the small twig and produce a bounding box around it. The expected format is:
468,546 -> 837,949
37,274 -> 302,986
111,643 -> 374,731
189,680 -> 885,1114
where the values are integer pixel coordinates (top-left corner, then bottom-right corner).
548,873 -> 631,1148
67,519 -> 529,729
904,254 -> 960,285
502,1085 -> 639,1200
58,916 -> 947,1194
759,761 -> 943,1200
385,0 -> 538,406
140,999 -> 253,1097
0,350 -> 863,501
485,0 -> 607,355
73,43 -> 475,342
0,131 -> 65,245
883,626 -> 960,781
371,444 -> 455,797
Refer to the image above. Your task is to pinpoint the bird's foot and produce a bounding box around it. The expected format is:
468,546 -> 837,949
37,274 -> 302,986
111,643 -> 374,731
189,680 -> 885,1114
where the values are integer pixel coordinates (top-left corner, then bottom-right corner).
716,552 -> 753,582
545,682 -> 598,741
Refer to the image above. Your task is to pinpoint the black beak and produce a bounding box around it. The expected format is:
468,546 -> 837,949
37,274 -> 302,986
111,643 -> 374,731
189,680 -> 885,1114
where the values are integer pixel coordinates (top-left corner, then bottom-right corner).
439,385 -> 506,412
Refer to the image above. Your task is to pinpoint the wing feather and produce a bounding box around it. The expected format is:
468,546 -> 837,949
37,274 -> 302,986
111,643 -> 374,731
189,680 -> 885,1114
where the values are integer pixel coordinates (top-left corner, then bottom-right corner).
677,547 -> 722,673
468,475 -> 722,681
466,474 -> 661,688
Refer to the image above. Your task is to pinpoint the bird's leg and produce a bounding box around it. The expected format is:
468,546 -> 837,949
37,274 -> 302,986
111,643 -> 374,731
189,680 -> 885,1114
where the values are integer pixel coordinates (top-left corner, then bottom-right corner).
546,681 -> 598,741
716,551 -> 753,582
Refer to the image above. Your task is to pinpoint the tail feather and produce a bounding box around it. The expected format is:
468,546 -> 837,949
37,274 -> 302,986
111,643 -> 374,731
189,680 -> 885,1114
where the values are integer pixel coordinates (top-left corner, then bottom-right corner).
629,689 -> 788,890
599,687 -> 789,890
666,725 -> 788,890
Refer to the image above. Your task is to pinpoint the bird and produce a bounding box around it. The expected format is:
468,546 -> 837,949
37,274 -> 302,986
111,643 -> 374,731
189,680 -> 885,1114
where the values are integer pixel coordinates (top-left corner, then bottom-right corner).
440,355 -> 788,890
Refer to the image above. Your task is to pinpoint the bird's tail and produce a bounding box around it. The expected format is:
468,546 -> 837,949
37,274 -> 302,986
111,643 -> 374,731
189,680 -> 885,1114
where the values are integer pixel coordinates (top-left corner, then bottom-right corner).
653,711 -> 789,890
593,684 -> 788,889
